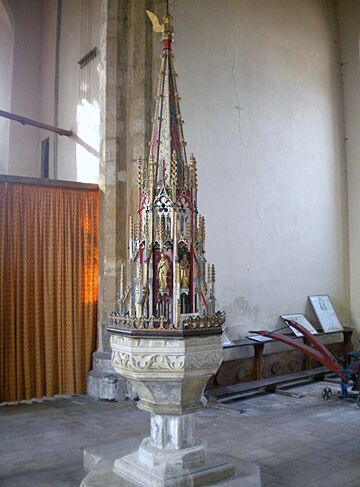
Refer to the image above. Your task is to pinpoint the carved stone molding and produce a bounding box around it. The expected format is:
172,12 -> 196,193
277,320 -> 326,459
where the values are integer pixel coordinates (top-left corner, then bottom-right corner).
110,334 -> 223,414
112,351 -> 185,371
111,349 -> 223,372
186,351 -> 222,369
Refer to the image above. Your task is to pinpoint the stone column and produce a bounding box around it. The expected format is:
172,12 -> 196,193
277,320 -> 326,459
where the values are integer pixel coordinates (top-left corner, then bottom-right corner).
87,0 -> 154,401
126,0 -> 154,217
108,333 -> 236,487
114,412 -> 212,485
87,0 -> 128,400
81,332 -> 262,487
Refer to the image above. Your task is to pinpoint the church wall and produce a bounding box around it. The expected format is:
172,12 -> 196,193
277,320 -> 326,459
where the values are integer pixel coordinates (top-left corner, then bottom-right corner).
5,0 -> 101,182
6,0 -> 42,177
0,1 -> 14,174
56,0 -> 101,183
164,0 -> 349,337
38,0 -> 56,178
3,0 -> 352,342
96,0 -> 153,334
338,0 -> 360,339
39,0 -> 101,183
56,0 -> 82,181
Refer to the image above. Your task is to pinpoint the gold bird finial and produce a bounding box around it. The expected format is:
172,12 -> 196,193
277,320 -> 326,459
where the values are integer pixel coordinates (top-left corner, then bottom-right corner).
146,4 -> 173,41
146,10 -> 164,33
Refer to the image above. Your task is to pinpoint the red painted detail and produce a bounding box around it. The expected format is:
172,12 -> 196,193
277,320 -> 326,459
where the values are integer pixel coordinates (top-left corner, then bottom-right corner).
168,65 -> 182,190
285,320 -> 338,364
180,191 -> 194,213
138,194 -> 148,214
190,243 -> 194,313
162,39 -> 172,50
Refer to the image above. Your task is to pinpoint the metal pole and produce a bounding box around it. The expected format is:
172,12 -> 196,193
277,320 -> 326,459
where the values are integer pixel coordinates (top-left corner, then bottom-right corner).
0,109 -> 72,137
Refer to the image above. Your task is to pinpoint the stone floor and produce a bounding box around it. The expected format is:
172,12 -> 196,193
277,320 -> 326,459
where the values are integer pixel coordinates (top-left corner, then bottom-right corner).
1,380 -> 360,487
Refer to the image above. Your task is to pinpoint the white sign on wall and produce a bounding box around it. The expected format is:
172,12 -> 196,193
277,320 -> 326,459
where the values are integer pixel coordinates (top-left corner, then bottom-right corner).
281,314 -> 318,337
308,295 -> 343,332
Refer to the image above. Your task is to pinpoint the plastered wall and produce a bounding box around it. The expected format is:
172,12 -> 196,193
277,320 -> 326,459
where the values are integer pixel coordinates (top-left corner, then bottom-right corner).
0,2 -> 13,174
3,0 -> 357,339
38,0 -> 56,177
338,0 -> 360,339
167,0 -> 349,337
40,0 -> 101,183
4,0 -> 100,182
56,0 -> 81,181
6,0 -> 41,176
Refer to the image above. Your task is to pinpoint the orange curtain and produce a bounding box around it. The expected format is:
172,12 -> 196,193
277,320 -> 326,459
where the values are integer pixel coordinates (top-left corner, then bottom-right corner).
0,182 -> 98,402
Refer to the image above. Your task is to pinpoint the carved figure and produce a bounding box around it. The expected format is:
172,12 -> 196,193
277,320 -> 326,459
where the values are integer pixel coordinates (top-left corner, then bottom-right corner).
158,253 -> 170,289
179,253 -> 190,289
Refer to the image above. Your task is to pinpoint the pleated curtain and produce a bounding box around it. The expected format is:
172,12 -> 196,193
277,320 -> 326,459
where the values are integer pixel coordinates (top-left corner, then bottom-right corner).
0,181 -> 98,402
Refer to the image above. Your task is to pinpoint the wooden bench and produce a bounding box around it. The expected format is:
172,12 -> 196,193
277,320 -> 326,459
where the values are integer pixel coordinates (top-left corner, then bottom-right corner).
205,327 -> 353,401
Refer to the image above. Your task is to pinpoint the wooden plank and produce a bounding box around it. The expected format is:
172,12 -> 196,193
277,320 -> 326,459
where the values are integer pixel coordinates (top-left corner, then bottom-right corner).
207,367 -> 328,399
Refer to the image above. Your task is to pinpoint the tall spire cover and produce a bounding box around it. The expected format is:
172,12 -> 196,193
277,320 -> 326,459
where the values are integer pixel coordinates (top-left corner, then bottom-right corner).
109,8 -> 225,336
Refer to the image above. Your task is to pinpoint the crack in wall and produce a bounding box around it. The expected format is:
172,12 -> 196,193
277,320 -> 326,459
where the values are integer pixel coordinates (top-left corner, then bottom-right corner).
231,0 -> 262,264
231,3 -> 244,146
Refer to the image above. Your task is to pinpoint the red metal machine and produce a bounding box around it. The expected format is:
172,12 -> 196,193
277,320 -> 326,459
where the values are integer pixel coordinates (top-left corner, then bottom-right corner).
251,320 -> 360,401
